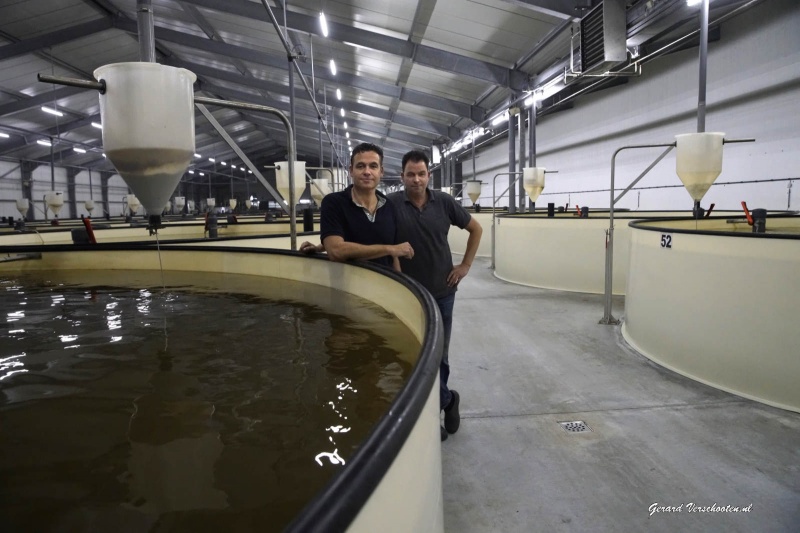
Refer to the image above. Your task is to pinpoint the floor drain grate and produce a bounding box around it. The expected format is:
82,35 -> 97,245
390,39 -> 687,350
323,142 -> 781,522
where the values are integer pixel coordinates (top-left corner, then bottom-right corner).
559,420 -> 592,433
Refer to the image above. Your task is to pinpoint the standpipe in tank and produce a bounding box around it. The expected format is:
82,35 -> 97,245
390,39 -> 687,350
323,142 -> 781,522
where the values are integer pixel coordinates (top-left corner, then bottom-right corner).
94,62 -> 197,233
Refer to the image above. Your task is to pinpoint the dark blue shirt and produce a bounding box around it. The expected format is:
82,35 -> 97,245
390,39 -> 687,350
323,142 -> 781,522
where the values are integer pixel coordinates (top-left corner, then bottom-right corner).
388,189 -> 472,298
320,185 -> 398,268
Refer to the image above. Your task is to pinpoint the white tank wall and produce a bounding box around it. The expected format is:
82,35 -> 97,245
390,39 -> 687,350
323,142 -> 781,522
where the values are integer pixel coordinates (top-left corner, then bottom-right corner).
622,220 -> 800,412
463,0 -> 800,213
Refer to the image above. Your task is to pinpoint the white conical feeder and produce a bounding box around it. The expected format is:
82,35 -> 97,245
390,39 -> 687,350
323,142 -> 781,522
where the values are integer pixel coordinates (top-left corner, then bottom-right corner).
523,167 -> 546,204
675,132 -> 725,202
245,198 -> 252,210
174,196 -> 186,211
94,62 -> 196,227
310,178 -> 331,205
164,200 -> 171,213
276,161 -> 306,205
228,198 -> 237,210
465,180 -> 482,204
45,191 -> 64,218
84,199 -> 95,214
127,194 -> 141,215
207,198 -> 216,211
16,198 -> 29,218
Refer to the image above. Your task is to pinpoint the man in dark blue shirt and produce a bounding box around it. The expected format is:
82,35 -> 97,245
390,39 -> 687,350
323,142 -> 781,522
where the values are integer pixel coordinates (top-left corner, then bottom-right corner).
301,143 -> 413,269
388,149 -> 483,441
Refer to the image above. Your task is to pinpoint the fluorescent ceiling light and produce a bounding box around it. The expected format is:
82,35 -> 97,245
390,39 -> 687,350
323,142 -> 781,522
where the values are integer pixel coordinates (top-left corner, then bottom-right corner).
343,122 -> 348,129
340,108 -> 344,117
0,132 -> 9,138
102,153 -> 106,158
41,106 -> 63,117
686,0 -> 702,5
199,172 -> 205,176
221,161 -> 227,166
336,88 -> 342,100
329,59 -> 337,76
91,122 -> 102,129
319,13 -> 329,37
37,139 -> 52,146
240,167 -> 245,171
248,170 -> 253,174
189,170 -> 195,174
73,147 -> 86,153
345,132 -> 350,138
194,153 -> 201,158
208,157 -> 215,162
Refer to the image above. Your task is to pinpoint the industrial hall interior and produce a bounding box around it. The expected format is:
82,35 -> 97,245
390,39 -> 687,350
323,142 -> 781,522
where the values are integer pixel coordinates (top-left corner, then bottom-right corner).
0,0 -> 798,532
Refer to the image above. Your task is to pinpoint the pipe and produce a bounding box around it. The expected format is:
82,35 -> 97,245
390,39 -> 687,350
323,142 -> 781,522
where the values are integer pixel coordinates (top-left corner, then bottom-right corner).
137,0 -> 156,63
601,143 -> 676,325
259,0 -> 346,170
697,0 -> 709,132
491,172 -> 523,270
193,97 -> 298,250
518,108 -> 526,214
507,108 -> 516,214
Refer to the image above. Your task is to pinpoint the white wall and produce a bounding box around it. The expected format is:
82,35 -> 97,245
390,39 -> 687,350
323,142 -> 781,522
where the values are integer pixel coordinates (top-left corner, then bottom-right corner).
464,0 -> 800,213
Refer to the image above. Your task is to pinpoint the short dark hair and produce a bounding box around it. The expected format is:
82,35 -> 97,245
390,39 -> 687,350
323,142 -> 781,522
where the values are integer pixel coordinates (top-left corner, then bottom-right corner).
402,150 -> 429,172
350,142 -> 384,166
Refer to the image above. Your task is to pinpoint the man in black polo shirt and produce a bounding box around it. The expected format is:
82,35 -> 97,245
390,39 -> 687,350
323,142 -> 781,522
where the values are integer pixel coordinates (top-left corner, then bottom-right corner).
301,142 -> 413,269
388,150 -> 483,442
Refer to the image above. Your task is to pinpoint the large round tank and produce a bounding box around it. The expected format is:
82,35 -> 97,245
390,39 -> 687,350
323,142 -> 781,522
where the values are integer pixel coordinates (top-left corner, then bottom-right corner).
0,244 -> 445,532
94,62 -> 196,218
675,132 -> 725,201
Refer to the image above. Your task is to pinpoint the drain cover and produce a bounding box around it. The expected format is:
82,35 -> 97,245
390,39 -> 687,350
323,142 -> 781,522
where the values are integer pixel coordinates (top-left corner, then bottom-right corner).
559,420 -> 592,433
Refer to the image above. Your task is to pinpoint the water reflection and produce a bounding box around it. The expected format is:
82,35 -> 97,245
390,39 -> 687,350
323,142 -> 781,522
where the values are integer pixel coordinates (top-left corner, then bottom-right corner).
126,354 -> 228,514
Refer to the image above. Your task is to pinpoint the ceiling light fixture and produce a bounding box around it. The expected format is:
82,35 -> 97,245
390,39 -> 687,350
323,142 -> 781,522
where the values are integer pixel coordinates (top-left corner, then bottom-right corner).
73,147 -> 86,153
0,132 -> 9,138
340,108 -> 344,117
209,157 -> 215,162
319,12 -> 329,37
91,122 -> 102,129
37,139 -> 52,146
686,0 -> 702,5
221,161 -> 227,166
194,153 -> 201,158
41,106 -> 63,117
336,88 -> 342,100
330,59 -> 337,76
189,170 -> 195,174
343,121 -> 348,129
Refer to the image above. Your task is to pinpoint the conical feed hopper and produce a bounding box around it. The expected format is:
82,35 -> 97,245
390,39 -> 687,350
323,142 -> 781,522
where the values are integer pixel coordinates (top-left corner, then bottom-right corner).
276,161 -> 307,206
94,62 -> 196,222
465,180 -> 482,204
675,132 -> 725,202
16,198 -> 29,218
523,167 -> 546,203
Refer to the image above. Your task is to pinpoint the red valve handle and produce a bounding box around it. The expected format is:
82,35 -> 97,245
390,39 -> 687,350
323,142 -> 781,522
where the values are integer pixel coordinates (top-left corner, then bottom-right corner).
741,201 -> 753,225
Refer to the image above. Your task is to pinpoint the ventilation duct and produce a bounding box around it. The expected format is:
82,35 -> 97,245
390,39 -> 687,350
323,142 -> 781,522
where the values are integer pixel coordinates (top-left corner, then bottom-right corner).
579,0 -> 627,74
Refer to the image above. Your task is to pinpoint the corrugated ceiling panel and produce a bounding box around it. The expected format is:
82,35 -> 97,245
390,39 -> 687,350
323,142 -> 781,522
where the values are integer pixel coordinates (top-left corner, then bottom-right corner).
0,0 -> 99,38
48,30 -> 140,73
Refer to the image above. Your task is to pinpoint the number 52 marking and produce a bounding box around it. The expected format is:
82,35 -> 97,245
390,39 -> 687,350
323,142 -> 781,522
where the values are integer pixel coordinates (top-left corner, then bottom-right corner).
660,234 -> 672,249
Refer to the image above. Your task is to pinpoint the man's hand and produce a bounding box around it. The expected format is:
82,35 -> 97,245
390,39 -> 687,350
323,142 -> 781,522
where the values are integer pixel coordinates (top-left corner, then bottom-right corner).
447,263 -> 471,287
299,241 -> 324,254
390,242 -> 414,259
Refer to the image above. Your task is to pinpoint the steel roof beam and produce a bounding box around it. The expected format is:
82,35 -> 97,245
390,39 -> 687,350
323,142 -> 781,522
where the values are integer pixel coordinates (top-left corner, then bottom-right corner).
173,0 -> 529,90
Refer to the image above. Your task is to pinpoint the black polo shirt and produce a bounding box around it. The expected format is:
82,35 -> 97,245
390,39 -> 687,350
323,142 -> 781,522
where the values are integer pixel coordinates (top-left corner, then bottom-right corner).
320,185 -> 398,268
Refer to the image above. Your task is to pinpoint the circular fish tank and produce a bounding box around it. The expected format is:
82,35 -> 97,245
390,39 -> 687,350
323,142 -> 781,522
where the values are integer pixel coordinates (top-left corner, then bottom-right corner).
0,243 -> 444,532
622,214 -> 800,413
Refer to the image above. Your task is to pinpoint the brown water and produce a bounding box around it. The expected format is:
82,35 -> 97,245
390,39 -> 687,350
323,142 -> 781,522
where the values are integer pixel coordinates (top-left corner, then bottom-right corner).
0,270 -> 418,532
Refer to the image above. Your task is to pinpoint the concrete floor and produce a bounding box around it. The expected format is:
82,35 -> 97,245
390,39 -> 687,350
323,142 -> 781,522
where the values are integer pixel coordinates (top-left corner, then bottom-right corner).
441,256 -> 800,533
